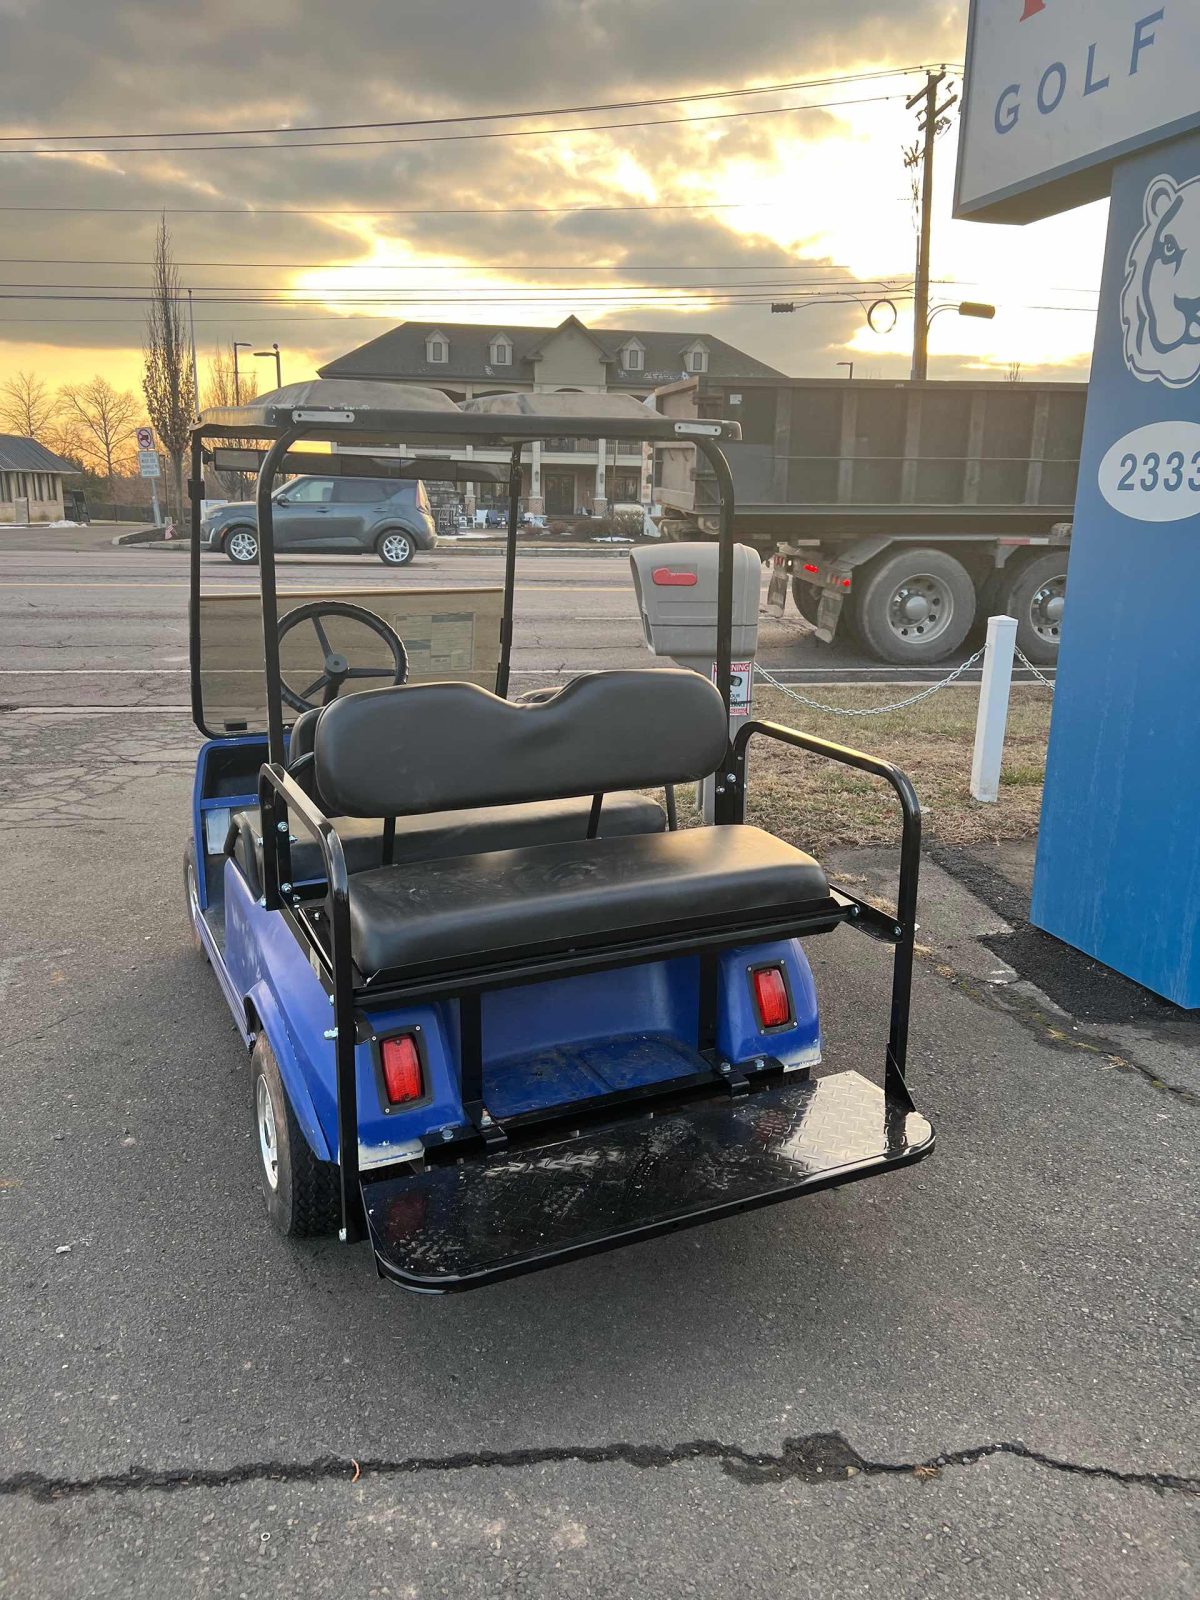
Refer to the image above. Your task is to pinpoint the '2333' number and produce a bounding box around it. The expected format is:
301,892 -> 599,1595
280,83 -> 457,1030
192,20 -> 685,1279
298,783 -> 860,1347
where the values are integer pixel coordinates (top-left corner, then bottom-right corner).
1116,449 -> 1200,493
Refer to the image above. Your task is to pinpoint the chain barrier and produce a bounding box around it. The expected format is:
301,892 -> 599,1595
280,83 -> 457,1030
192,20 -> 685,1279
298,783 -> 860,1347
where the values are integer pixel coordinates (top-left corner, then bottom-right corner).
753,649 -> 986,717
1014,647 -> 1056,688
754,641 -> 1057,717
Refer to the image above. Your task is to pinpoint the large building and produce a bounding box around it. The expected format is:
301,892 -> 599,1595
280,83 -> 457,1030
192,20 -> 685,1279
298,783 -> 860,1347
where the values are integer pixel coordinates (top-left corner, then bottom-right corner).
0,434 -> 78,524
319,315 -> 783,515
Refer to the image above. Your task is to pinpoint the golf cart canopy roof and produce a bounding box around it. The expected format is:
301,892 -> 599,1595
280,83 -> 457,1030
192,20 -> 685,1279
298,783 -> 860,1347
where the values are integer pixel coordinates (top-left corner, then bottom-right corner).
196,378 -> 742,447
204,445 -> 507,486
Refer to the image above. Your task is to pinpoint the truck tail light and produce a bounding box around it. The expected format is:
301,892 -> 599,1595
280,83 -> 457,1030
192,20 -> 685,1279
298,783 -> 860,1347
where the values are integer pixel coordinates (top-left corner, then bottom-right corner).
803,563 -> 820,575
381,1035 -> 423,1104
751,966 -> 792,1029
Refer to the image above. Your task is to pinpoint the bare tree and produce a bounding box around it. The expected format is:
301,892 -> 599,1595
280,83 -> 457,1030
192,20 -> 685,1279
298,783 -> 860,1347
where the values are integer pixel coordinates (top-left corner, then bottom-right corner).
143,216 -> 196,522
58,377 -> 140,496
0,370 -> 60,439
1005,361 -> 1024,383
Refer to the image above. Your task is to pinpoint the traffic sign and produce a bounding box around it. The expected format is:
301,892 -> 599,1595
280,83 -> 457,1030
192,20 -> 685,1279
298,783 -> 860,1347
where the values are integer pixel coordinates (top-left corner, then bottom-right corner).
135,426 -> 154,452
138,451 -> 161,479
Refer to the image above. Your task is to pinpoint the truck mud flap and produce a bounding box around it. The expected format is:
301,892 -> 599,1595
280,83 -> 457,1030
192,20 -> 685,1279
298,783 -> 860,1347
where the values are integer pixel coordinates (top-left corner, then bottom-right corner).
361,1070 -> 934,1293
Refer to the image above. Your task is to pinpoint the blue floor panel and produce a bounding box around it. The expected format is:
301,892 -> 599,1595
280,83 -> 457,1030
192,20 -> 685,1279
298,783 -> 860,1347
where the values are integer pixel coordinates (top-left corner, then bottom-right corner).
486,1032 -> 707,1119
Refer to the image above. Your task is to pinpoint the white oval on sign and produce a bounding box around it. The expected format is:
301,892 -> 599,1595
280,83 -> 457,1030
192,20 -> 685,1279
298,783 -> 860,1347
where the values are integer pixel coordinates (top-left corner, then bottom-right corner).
1098,422 -> 1200,524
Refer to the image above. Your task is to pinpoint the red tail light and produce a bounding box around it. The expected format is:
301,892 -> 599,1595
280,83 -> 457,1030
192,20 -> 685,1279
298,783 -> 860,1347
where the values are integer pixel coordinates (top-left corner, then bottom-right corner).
381,1035 -> 423,1104
803,562 -> 820,575
752,966 -> 792,1029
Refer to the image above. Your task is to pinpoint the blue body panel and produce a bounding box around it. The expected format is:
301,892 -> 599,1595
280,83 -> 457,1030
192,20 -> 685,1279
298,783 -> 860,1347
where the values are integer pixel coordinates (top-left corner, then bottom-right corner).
190,739 -> 824,1169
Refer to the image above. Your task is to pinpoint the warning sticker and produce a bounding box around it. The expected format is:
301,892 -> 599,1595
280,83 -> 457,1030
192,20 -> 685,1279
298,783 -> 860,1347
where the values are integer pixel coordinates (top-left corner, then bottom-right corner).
712,661 -> 753,718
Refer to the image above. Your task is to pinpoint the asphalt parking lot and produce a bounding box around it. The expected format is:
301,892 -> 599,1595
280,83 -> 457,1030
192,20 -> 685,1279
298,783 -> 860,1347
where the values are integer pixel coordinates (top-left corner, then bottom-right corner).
0,540 -> 1194,1597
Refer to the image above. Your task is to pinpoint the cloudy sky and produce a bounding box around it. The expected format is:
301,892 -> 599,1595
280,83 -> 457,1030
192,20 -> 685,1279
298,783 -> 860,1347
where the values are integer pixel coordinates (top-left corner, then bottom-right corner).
0,0 -> 1107,399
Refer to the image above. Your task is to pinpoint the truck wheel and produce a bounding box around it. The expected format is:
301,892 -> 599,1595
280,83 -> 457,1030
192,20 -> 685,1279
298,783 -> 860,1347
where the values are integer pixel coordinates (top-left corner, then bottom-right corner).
789,574 -> 821,625
251,1035 -> 340,1238
852,548 -> 976,665
1005,552 -> 1067,666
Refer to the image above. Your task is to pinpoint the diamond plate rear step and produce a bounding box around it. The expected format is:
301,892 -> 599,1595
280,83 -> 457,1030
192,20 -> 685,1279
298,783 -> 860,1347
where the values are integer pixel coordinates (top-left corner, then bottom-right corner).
362,1070 -> 934,1293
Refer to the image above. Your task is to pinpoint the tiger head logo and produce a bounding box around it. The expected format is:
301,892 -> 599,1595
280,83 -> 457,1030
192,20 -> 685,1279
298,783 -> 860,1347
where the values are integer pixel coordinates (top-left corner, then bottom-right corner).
1121,173 -> 1200,389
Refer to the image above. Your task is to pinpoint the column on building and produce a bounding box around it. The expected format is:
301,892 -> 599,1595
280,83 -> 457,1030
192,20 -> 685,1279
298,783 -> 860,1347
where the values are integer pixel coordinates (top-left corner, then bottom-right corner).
593,438 -> 607,515
528,439 -> 544,515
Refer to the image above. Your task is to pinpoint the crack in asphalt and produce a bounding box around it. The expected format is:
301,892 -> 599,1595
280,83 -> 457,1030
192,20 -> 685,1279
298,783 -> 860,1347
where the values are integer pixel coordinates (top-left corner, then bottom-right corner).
2,1432 -> 1195,1505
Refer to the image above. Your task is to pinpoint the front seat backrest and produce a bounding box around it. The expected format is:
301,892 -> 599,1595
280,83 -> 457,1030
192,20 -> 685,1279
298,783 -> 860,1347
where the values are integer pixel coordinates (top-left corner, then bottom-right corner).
313,670 -> 729,819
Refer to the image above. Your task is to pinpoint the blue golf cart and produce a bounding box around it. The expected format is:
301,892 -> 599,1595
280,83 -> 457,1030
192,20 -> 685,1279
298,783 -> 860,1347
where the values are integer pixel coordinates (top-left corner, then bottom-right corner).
184,379 -> 933,1293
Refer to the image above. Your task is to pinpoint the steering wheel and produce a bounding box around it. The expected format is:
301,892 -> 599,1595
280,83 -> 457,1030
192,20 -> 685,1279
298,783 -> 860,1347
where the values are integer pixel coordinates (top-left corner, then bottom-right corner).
276,601 -> 408,714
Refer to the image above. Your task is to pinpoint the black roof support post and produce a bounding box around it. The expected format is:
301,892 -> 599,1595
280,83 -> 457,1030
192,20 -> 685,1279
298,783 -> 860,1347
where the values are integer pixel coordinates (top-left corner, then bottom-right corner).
187,428 -> 206,733
698,438 -> 739,824
256,427 -> 303,765
495,443 -> 522,699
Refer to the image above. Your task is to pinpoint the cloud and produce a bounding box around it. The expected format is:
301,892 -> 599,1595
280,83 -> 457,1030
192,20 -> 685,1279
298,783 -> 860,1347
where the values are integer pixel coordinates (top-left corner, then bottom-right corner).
0,2 -> 1098,388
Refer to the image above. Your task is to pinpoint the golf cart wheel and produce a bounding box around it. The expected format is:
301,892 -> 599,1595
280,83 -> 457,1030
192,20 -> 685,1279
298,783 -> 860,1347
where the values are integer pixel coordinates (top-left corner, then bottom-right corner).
377,529 -> 415,567
251,1035 -> 340,1238
852,547 -> 976,665
183,842 -> 207,960
1005,552 -> 1067,667
224,527 -> 259,565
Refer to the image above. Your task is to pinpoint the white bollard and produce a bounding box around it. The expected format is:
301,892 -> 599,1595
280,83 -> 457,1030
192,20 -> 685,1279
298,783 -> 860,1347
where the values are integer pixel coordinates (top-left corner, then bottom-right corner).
971,615 -> 1018,804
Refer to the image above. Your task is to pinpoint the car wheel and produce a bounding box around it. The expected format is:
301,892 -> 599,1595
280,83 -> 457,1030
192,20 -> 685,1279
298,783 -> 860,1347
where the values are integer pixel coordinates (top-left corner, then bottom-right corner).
852,548 -> 977,665
251,1035 -> 341,1238
377,529 -> 415,566
1004,552 -> 1067,667
224,527 -> 259,564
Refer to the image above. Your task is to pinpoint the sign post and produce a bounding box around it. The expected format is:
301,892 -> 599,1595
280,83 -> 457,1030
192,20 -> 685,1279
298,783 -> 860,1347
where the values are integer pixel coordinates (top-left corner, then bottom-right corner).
956,2 -> 1200,1005
136,426 -> 162,526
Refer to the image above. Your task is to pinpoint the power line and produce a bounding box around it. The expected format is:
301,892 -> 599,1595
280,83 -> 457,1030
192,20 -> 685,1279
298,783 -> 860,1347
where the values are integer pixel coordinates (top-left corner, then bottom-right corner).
0,92 -> 902,155
0,199 -> 785,217
0,257 -> 859,272
0,66 -> 946,143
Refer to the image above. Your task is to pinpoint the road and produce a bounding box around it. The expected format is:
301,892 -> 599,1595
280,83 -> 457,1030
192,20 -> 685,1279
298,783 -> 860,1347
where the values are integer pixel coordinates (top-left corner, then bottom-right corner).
0,540 -> 1193,1598
0,542 -> 1049,713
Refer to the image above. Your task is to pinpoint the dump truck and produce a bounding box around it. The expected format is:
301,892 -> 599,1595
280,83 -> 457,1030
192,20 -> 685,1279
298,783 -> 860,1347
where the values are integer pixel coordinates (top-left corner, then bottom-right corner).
654,375 -> 1086,665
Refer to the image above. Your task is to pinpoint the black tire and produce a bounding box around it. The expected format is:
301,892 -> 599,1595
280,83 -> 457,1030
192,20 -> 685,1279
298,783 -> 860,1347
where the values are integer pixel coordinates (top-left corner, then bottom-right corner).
250,1035 -> 341,1238
1004,552 -> 1067,667
851,547 -> 977,665
223,526 -> 259,564
789,573 -> 821,625
376,528 -> 416,566
183,842 -> 207,959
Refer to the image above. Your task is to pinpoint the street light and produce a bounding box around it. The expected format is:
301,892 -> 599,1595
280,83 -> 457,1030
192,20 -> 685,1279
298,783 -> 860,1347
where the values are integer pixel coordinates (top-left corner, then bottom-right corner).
231,341 -> 253,405
254,343 -> 282,389
836,361 -> 855,380
927,300 -> 997,329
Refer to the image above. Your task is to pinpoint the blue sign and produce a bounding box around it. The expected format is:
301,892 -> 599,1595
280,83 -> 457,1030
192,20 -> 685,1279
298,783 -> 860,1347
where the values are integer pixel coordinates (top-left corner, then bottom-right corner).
1031,128 -> 1200,1005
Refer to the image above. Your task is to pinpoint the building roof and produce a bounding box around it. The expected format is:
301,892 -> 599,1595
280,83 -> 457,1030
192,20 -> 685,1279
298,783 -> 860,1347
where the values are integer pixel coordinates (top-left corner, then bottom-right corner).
319,315 -> 786,387
0,434 -> 78,474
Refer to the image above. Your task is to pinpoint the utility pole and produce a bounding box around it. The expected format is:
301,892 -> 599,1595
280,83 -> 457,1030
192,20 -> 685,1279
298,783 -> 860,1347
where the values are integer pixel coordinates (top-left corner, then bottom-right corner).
232,341 -> 252,405
186,289 -> 200,417
907,68 -> 958,381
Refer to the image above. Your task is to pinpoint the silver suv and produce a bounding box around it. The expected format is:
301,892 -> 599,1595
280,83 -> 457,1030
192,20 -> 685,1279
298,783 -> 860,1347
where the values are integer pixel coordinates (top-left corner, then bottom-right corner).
201,475 -> 437,566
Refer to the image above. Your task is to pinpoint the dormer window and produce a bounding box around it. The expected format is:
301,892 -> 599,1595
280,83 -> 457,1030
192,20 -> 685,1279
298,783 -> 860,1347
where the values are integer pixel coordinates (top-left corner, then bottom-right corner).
684,341 -> 709,375
489,333 -> 513,367
425,331 -> 449,364
620,339 -> 645,372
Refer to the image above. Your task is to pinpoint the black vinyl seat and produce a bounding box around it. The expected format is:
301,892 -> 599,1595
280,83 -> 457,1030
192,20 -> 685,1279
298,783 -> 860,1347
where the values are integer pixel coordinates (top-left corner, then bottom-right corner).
228,791 -> 666,895
347,825 -> 834,979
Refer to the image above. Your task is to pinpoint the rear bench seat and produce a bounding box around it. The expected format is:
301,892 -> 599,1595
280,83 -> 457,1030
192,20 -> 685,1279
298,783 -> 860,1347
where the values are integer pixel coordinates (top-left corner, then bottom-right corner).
298,670 -> 838,982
